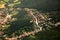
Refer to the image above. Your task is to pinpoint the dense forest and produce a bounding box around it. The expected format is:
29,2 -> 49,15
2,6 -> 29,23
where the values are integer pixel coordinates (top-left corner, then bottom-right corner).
0,0 -> 60,40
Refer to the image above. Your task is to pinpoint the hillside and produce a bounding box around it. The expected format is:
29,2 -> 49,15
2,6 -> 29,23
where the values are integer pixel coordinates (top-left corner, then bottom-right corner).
0,0 -> 60,40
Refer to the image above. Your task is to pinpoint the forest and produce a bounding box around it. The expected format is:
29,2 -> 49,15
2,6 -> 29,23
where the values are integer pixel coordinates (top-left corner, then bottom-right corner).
0,0 -> 60,40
